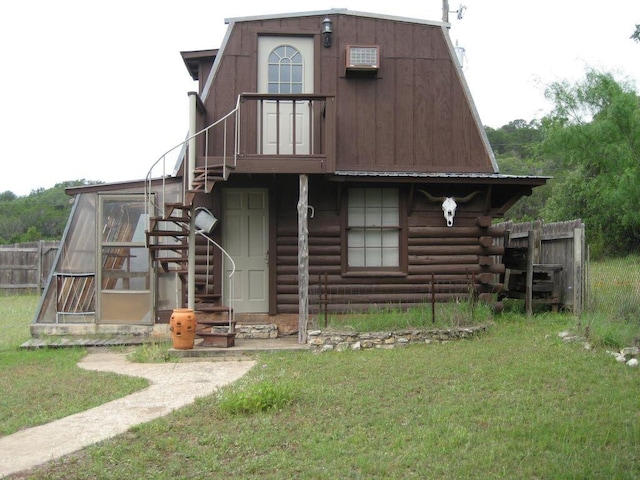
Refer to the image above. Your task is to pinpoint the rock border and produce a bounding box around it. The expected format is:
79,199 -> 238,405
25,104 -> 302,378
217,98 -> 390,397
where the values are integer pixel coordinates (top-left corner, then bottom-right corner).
307,324 -> 490,353
558,331 -> 639,367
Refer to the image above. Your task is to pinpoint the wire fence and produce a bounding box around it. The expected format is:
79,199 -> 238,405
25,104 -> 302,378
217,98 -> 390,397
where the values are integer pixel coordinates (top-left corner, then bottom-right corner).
586,250 -> 640,323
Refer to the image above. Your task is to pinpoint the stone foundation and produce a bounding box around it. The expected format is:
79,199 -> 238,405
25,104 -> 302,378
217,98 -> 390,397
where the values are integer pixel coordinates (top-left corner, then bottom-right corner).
207,323 -> 278,339
307,324 -> 489,352
235,323 -> 278,339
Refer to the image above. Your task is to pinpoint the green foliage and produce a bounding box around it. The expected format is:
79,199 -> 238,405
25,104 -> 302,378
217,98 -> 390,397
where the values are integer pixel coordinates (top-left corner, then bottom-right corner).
485,119 -> 543,159
540,68 -> 640,257
216,379 -> 295,415
126,342 -> 179,363
485,120 -> 554,222
323,301 -> 493,332
0,179 -> 102,244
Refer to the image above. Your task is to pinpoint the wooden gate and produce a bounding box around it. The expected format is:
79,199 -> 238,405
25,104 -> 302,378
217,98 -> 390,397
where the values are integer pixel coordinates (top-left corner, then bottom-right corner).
495,220 -> 586,315
0,241 -> 59,294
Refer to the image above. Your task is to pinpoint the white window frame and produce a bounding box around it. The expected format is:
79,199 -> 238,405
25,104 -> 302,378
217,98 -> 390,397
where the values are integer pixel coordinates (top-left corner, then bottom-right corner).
346,188 -> 400,269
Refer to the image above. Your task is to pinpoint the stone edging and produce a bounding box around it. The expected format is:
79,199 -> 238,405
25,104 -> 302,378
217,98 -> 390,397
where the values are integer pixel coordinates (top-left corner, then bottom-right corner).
307,324 -> 490,353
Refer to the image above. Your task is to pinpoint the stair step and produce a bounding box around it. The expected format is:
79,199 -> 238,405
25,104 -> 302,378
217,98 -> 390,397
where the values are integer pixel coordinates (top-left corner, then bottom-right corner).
197,319 -> 236,327
192,177 -> 224,185
146,230 -> 188,237
151,215 -> 190,223
195,304 -> 232,313
148,244 -> 189,251
157,258 -> 189,270
165,202 -> 191,210
196,293 -> 222,302
193,164 -> 226,172
164,203 -> 191,218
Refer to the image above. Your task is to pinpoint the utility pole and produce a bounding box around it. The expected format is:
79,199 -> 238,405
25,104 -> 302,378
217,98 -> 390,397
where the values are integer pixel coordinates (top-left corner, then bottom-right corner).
442,0 -> 449,23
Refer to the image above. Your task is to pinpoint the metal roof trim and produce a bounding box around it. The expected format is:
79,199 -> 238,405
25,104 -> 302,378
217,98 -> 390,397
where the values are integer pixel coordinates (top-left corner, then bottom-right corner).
333,171 -> 551,181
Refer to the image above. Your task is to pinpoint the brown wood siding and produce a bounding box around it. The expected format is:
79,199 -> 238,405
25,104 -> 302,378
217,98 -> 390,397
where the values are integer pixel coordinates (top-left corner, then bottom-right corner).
199,13 -> 493,175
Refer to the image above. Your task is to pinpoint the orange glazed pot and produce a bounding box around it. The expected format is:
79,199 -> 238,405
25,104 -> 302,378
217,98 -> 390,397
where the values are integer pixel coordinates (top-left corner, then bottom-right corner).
169,308 -> 196,350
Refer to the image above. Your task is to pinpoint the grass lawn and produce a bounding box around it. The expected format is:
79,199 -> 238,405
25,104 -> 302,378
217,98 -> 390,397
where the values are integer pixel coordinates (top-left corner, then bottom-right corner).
3,254 -> 639,479
0,295 -> 148,437
21,313 -> 640,479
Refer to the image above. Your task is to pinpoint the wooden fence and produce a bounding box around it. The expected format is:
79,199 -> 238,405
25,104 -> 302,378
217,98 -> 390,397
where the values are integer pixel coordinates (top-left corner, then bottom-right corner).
495,219 -> 586,314
0,241 -> 59,294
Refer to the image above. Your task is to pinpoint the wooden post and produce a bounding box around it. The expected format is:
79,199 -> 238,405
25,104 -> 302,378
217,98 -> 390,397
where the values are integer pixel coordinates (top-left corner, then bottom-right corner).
526,230 -> 534,316
37,240 -> 43,291
323,272 -> 328,328
298,174 -> 309,344
573,226 -> 584,316
431,273 -> 436,324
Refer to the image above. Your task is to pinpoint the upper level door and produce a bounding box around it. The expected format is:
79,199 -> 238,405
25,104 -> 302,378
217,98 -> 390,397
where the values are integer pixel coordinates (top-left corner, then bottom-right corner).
258,36 -> 314,154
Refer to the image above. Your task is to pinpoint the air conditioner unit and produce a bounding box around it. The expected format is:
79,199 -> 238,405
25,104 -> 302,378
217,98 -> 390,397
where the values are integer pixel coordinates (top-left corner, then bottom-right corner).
345,45 -> 379,71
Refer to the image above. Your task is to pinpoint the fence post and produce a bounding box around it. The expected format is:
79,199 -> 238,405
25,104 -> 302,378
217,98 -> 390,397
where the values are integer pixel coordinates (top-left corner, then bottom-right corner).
573,226 -> 584,316
37,240 -> 43,291
526,230 -> 534,316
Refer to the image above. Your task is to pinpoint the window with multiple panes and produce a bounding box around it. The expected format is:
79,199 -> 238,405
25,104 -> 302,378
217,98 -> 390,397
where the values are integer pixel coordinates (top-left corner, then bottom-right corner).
347,188 -> 400,268
267,45 -> 303,94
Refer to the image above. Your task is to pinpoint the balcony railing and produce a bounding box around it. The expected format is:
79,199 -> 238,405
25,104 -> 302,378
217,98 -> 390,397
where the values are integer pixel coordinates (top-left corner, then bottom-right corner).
193,93 -> 336,176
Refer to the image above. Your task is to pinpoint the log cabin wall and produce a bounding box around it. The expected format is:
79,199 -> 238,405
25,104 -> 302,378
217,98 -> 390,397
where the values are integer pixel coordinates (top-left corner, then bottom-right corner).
267,175 -> 505,314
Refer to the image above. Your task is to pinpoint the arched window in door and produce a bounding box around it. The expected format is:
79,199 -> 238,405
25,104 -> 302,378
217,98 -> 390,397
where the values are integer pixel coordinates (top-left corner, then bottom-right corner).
267,45 -> 303,94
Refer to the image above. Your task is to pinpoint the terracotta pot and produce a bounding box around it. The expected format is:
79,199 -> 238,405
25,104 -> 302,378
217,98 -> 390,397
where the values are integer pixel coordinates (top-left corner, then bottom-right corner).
169,308 -> 196,350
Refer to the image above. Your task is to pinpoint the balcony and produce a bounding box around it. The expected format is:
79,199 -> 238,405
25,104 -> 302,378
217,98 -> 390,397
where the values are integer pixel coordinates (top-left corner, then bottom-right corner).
193,93 -> 336,176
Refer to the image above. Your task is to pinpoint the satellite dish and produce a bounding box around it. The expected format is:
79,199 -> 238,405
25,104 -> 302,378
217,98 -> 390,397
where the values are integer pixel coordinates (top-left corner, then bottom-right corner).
454,41 -> 466,69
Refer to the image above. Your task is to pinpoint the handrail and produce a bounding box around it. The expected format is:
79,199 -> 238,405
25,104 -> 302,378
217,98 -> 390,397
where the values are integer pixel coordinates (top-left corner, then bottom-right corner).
144,94 -> 242,228
195,231 -> 236,331
143,92 -> 332,329
164,214 -> 236,331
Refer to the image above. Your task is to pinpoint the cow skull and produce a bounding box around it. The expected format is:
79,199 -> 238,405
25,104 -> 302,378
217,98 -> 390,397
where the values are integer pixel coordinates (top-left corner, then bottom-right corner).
417,190 -> 481,227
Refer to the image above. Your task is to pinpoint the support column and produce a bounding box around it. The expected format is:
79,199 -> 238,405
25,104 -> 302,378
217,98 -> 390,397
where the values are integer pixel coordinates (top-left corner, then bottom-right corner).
187,92 -> 197,193
298,174 -> 309,344
187,92 -> 198,310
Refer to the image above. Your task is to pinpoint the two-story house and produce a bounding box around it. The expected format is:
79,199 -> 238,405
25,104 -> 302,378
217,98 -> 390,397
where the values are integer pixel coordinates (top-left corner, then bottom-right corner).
32,9 -> 547,343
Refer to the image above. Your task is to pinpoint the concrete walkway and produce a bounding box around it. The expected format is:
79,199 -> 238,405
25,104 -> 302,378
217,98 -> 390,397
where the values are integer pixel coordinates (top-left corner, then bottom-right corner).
0,351 -> 255,478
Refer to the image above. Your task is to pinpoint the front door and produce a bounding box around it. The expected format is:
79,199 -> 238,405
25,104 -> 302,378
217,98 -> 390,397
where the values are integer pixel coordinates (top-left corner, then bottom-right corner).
257,36 -> 314,154
222,189 -> 269,313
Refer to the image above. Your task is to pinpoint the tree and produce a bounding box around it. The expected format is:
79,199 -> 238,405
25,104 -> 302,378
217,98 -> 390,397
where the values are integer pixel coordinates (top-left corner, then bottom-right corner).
485,120 -> 553,222
632,24 -> 640,43
0,179 -> 101,244
540,69 -> 640,257
0,191 -> 17,202
485,119 -> 542,158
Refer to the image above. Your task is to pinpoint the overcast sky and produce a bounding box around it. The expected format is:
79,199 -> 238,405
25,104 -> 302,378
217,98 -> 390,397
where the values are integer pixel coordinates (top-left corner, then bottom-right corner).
1,0 -> 639,196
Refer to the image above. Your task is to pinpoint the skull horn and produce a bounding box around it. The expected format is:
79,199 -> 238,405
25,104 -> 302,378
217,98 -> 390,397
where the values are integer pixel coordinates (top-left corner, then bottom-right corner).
455,191 -> 482,203
417,189 -> 445,203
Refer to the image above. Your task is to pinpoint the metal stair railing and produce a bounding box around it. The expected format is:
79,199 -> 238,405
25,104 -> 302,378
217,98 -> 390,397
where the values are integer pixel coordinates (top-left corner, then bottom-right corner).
144,94 -> 242,224
150,212 -> 236,332
195,230 -> 236,332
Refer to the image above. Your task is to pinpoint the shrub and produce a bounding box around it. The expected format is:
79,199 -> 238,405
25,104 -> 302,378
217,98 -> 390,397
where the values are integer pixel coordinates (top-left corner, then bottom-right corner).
216,380 -> 295,415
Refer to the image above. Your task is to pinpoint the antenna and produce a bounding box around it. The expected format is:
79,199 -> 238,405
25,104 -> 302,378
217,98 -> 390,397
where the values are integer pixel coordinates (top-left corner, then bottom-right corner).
457,5 -> 467,20
443,2 -> 466,25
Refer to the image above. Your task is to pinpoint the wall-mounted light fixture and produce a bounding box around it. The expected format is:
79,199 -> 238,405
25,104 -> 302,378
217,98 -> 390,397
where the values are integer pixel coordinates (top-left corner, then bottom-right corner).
322,17 -> 333,48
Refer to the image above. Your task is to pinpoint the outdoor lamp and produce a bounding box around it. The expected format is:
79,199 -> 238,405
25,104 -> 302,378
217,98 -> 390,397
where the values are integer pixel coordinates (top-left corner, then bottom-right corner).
322,17 -> 333,48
